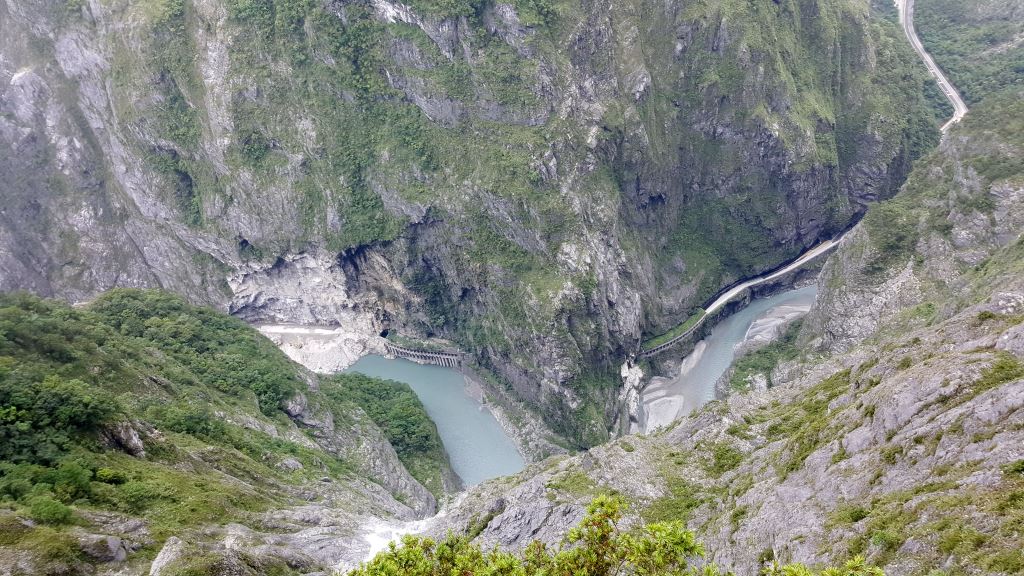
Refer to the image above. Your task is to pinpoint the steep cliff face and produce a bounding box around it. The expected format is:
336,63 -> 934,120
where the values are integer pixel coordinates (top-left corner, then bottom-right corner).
420,92 -> 1024,575
0,0 -> 938,444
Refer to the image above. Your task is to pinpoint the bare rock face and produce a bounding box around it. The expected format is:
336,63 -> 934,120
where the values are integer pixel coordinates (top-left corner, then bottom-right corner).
76,534 -> 128,563
148,537 -> 186,576
102,422 -> 146,458
803,229 -> 925,351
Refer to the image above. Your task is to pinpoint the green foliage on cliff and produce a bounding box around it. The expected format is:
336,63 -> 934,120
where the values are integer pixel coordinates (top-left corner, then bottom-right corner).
643,308 -> 706,350
350,495 -> 884,576
0,290 -> 447,569
915,0 -> 1024,104
88,289 -> 303,415
861,198 -> 920,275
323,372 -> 453,496
729,319 -> 803,391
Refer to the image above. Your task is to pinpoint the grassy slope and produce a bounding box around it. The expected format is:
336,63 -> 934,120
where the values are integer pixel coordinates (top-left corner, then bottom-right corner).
0,289 -> 451,572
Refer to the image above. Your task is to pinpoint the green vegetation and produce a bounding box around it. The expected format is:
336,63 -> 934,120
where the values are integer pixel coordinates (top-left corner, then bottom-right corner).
87,289 -> 303,415
0,290 -> 448,568
28,495 -> 73,525
915,0 -> 1024,104
643,308 -> 706,350
862,198 -> 921,275
349,495 -> 884,576
643,475 -> 703,524
729,320 -> 803,390
751,369 -> 852,479
704,442 -> 744,478
323,373 -> 452,497
974,353 -> 1024,395
830,470 -> 1024,572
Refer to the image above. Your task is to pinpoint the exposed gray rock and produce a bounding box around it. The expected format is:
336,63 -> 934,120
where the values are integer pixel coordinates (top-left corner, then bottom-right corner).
102,422 -> 146,458
76,534 -> 128,563
148,537 -> 186,576
278,457 -> 304,471
285,390 -> 437,518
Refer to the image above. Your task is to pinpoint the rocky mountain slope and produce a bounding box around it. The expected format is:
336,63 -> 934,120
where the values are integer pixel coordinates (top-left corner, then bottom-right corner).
0,0 -> 941,445
421,90 -> 1024,576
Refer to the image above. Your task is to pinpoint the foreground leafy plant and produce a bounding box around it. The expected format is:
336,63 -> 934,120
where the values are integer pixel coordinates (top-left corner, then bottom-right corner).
348,495 -> 882,576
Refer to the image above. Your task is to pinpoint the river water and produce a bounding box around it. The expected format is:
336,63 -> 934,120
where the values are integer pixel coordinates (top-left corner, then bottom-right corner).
346,355 -> 525,487
344,287 -> 816,481
641,285 -> 818,432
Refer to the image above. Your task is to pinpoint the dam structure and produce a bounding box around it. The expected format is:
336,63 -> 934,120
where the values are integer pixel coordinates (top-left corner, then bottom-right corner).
383,340 -> 462,368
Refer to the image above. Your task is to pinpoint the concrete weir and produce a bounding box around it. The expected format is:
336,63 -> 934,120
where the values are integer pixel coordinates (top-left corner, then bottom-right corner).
383,341 -> 462,368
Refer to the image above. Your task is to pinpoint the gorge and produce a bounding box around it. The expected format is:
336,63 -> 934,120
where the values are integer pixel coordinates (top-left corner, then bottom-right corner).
1,0 -> 1022,574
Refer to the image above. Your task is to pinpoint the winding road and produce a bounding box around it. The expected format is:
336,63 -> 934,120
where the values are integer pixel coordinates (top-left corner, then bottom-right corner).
703,238 -> 838,316
640,237 -> 839,357
896,0 -> 969,132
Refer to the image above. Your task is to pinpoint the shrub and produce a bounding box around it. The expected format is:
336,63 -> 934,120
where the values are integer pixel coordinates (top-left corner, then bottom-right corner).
154,403 -> 226,439
1003,460 -> 1024,476
0,477 -> 32,501
880,445 -> 903,465
976,310 -> 998,322
118,480 -> 172,512
0,375 -> 120,464
863,200 -> 919,274
44,461 -> 93,502
870,529 -> 900,552
28,495 -> 72,525
707,442 -> 743,477
95,468 -> 128,485
835,504 -> 871,524
643,476 -> 702,524
975,353 -> 1024,393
